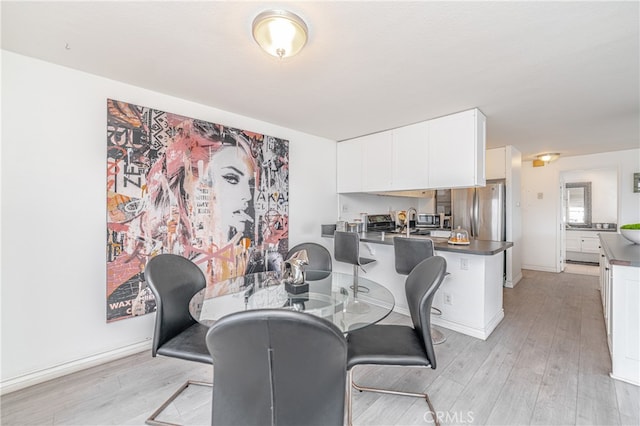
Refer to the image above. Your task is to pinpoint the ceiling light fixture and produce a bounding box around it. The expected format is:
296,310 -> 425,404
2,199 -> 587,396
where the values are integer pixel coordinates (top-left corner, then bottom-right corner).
252,10 -> 308,59
533,153 -> 560,167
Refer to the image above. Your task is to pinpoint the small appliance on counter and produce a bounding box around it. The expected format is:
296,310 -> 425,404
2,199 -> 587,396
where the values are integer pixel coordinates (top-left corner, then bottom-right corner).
366,214 -> 397,233
442,216 -> 451,229
416,213 -> 441,228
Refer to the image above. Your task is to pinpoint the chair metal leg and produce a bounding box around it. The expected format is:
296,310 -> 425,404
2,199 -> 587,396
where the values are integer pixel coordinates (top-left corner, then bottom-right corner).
146,380 -> 213,426
347,369 -> 354,426
348,367 -> 440,426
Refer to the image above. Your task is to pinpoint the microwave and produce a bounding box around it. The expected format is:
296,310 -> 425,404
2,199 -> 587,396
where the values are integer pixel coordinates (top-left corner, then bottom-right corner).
416,214 -> 440,228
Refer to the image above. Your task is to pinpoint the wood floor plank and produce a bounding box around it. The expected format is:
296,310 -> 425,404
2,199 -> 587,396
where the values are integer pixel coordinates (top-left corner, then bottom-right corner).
2,270 -> 634,426
614,379 -> 640,426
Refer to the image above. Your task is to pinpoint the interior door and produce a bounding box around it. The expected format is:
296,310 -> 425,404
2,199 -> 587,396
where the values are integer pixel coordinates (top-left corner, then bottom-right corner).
560,181 -> 567,272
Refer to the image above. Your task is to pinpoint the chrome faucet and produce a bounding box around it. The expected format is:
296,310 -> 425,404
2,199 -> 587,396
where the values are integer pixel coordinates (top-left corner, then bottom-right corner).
406,207 -> 417,237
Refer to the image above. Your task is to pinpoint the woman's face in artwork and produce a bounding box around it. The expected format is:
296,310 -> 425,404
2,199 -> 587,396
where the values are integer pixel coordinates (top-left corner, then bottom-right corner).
208,145 -> 254,237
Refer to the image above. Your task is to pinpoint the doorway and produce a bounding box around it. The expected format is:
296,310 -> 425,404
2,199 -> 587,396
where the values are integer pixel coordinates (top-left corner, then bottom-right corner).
559,167 -> 618,273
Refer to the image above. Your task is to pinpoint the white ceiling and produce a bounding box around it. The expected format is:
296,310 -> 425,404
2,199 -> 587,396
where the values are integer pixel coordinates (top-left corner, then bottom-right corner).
2,1 -> 638,160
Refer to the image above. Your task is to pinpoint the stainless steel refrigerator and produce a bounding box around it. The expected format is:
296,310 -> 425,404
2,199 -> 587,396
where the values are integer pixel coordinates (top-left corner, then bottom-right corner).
451,180 -> 505,241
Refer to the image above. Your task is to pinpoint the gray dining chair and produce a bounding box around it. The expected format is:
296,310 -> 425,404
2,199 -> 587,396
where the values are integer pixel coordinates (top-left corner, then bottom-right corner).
346,255 -> 447,426
394,237 -> 447,344
144,254 -> 212,426
205,309 -> 348,426
286,242 -> 332,271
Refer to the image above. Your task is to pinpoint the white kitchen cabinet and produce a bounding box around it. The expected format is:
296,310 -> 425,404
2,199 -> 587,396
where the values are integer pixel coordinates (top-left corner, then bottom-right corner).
566,230 -> 600,262
581,237 -> 600,253
565,233 -> 581,252
391,121 -> 429,190
362,130 -> 393,191
598,233 -> 640,386
337,131 -> 392,193
486,147 -> 506,180
337,108 -> 486,193
609,264 -> 640,385
599,246 -> 612,344
336,138 -> 363,193
428,108 -> 486,188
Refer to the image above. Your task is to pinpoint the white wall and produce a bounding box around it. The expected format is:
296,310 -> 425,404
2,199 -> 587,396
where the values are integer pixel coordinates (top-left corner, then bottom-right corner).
562,168 -> 618,224
0,51 -> 338,390
337,193 -> 431,223
521,149 -> 640,272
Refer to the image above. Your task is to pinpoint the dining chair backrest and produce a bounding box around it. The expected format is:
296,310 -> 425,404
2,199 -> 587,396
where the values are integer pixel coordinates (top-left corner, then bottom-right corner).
286,242 -> 332,271
334,231 -> 361,266
144,254 -> 207,357
405,255 -> 447,369
394,237 -> 435,275
206,309 -> 347,426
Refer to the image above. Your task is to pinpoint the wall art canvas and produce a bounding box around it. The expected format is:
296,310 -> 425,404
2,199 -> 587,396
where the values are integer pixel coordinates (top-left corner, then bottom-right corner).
106,99 -> 289,322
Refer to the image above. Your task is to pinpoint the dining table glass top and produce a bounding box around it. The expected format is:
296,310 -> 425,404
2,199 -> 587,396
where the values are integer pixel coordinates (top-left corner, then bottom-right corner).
189,270 -> 395,333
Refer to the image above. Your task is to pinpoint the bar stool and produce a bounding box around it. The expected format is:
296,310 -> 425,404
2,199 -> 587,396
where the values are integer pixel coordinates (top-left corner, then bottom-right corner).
393,237 -> 447,345
334,231 -> 376,313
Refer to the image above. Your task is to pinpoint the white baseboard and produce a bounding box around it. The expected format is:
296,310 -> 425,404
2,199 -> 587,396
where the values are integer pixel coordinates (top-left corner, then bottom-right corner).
504,271 -> 523,288
610,372 -> 640,387
0,341 -> 151,395
522,264 -> 558,273
431,309 -> 505,341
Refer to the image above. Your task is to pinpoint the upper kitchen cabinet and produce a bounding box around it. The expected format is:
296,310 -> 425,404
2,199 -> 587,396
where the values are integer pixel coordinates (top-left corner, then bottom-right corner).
392,121 -> 429,190
486,146 -> 506,180
337,130 -> 393,193
362,130 -> 393,191
428,108 -> 486,188
337,108 -> 486,193
336,138 -> 363,193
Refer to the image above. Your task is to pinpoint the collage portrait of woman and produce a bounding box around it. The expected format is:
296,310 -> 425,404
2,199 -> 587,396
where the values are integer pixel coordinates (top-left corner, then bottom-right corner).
106,99 -> 289,322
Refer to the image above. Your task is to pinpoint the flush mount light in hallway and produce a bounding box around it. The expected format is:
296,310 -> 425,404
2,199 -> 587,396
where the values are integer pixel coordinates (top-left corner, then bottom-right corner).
533,152 -> 560,167
252,10 -> 308,59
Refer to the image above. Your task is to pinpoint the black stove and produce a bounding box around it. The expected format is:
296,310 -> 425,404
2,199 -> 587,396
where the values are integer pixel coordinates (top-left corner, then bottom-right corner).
366,214 -> 397,232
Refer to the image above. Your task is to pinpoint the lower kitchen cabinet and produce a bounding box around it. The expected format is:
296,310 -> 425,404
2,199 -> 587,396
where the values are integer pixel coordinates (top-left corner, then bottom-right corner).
599,234 -> 640,386
566,230 -> 600,263
599,247 -> 612,347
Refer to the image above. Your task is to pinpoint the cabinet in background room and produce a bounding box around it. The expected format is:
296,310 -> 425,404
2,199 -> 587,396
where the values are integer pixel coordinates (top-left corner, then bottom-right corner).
565,230 -> 600,263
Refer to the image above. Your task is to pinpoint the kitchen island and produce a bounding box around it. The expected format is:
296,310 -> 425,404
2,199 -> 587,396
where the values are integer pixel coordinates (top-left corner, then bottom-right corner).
322,227 -> 513,340
598,233 -> 640,385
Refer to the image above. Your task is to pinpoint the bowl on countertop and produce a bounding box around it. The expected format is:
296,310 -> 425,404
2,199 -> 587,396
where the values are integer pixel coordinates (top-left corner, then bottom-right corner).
620,224 -> 640,244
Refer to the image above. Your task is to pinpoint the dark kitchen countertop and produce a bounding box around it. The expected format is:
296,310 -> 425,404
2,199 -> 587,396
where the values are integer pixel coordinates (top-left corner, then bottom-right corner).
321,226 -> 512,256
566,227 -> 617,232
599,233 -> 640,267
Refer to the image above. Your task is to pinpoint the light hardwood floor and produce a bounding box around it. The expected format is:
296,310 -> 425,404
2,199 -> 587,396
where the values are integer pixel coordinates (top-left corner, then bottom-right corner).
2,270 -> 638,425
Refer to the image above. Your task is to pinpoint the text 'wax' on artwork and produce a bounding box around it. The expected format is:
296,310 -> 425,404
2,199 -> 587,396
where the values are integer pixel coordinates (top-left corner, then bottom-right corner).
106,99 -> 289,322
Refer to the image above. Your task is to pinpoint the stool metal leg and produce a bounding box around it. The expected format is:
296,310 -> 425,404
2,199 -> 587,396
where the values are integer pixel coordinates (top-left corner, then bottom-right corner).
430,306 -> 446,345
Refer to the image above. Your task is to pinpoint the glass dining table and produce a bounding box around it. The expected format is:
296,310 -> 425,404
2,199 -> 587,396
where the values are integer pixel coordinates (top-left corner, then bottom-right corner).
189,270 -> 395,333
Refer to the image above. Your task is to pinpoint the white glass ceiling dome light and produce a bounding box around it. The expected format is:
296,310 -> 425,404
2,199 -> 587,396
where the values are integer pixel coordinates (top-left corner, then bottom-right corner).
252,10 -> 308,59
